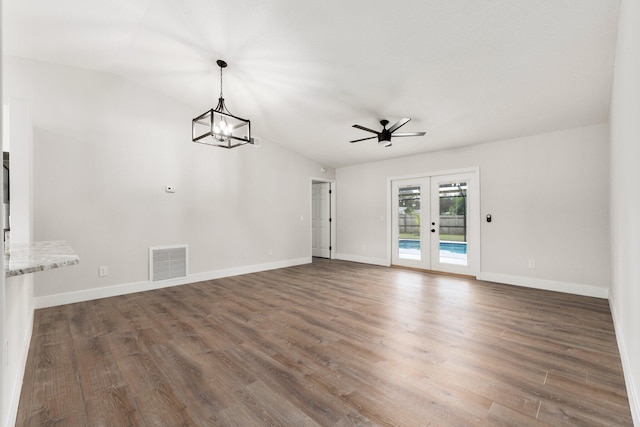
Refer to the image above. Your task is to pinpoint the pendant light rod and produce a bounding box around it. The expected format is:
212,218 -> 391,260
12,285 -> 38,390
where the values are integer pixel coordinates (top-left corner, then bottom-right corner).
217,59 -> 227,99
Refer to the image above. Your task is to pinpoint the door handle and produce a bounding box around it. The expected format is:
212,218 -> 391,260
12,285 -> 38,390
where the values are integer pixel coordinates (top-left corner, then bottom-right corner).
431,229 -> 436,233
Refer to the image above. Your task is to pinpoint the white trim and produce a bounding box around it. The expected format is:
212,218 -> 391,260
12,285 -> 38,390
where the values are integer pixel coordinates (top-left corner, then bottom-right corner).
34,257 -> 311,309
335,253 -> 389,267
386,178 -> 392,266
610,302 -> 640,426
310,177 -> 337,260
477,272 -> 609,299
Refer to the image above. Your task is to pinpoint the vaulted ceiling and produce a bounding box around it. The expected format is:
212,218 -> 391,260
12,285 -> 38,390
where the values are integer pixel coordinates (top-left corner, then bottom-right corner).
3,0 -> 620,167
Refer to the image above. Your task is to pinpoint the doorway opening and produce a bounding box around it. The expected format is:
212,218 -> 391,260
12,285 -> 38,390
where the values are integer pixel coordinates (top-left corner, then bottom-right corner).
311,179 -> 336,259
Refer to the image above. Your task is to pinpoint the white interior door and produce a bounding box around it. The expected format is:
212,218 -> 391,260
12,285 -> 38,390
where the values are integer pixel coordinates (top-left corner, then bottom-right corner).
312,182 -> 331,258
392,171 -> 478,276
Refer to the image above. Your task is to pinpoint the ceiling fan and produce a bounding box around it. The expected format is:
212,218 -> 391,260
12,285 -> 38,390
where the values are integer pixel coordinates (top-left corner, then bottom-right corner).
350,118 -> 426,147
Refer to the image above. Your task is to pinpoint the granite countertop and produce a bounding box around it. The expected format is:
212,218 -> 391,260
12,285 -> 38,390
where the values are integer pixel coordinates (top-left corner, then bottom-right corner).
4,240 -> 79,277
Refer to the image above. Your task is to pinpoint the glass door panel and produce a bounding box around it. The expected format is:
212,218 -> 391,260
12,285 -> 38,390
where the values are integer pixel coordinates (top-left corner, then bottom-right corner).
430,172 -> 476,275
437,180 -> 468,266
392,178 -> 430,269
398,185 -> 422,260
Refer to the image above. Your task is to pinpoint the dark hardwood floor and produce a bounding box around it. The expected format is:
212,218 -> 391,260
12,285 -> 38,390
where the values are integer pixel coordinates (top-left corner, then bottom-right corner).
16,259 -> 632,426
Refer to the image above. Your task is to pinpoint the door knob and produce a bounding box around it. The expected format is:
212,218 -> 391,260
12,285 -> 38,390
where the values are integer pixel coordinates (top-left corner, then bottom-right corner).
431,229 -> 436,233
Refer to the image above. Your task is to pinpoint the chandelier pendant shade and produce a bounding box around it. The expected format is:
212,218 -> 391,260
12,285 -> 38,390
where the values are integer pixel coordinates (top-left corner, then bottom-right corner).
192,60 -> 253,149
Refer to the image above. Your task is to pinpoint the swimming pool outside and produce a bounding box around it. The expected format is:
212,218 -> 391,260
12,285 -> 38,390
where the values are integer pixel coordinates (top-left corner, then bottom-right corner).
398,239 -> 468,265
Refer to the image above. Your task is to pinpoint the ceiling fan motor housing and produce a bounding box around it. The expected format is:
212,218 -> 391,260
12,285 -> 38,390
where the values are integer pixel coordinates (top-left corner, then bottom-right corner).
378,130 -> 392,145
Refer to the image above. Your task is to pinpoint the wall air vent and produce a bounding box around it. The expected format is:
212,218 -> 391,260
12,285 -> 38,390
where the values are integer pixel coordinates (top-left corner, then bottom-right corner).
149,245 -> 188,282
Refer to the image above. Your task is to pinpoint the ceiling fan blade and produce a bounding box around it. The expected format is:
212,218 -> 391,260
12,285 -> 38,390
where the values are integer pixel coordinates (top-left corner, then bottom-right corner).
388,117 -> 411,133
349,136 -> 378,143
352,124 -> 380,134
393,131 -> 427,137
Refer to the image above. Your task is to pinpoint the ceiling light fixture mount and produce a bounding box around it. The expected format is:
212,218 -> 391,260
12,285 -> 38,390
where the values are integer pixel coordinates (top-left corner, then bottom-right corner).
192,59 -> 253,149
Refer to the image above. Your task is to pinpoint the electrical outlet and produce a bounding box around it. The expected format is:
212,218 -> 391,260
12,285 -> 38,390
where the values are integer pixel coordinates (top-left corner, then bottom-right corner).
528,260 -> 536,269
99,266 -> 109,277
268,248 -> 273,256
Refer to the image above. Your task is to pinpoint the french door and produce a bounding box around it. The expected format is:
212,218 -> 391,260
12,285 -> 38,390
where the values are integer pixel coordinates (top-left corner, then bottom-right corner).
392,178 -> 430,269
391,172 -> 477,276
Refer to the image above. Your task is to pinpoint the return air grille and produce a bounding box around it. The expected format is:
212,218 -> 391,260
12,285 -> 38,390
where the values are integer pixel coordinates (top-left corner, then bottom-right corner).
149,245 -> 188,282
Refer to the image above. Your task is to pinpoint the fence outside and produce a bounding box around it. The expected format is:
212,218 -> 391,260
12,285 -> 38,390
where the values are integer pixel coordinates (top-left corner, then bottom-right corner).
399,214 -> 466,238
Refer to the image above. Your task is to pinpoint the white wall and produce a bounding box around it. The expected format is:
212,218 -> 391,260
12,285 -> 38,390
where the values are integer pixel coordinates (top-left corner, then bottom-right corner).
0,10 -> 5,421
1,99 -> 35,427
4,56 -> 334,306
610,0 -> 640,423
336,124 -> 610,297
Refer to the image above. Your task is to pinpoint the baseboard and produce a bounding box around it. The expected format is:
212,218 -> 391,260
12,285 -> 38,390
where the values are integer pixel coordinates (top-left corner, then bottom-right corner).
609,302 -> 640,426
34,257 -> 311,309
4,298 -> 34,427
187,257 -> 311,283
477,272 -> 609,299
334,253 -> 389,267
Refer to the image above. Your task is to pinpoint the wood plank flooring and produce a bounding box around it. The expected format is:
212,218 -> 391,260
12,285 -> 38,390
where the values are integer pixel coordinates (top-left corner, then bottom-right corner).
16,259 -> 633,426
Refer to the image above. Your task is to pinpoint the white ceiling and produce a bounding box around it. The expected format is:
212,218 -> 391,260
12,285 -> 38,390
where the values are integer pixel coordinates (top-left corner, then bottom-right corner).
3,0 -> 620,168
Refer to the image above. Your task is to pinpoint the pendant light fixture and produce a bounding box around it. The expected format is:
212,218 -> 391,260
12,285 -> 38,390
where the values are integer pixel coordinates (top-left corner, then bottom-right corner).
192,60 -> 253,148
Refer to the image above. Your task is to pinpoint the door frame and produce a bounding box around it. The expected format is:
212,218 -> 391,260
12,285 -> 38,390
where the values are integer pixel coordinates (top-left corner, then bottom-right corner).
386,167 -> 480,276
310,177 -> 336,259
